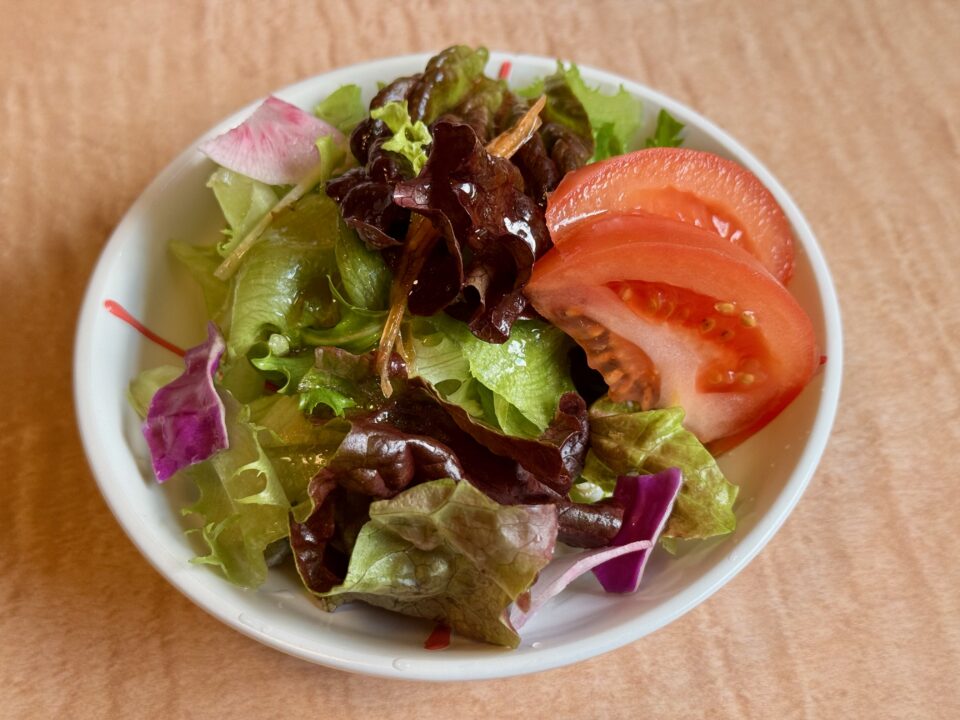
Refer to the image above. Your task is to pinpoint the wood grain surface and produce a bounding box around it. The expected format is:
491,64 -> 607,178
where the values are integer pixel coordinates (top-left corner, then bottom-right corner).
2,1 -> 958,717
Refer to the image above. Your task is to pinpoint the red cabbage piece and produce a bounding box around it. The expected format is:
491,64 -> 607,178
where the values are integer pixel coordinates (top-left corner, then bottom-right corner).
509,540 -> 653,630
592,468 -> 684,593
142,323 -> 227,482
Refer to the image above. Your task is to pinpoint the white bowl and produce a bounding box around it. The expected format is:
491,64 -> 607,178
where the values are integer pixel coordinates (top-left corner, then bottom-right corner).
74,51 -> 842,680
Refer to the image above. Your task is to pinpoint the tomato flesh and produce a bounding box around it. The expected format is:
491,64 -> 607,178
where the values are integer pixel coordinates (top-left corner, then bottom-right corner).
606,279 -> 773,394
525,213 -> 818,445
546,147 -> 797,284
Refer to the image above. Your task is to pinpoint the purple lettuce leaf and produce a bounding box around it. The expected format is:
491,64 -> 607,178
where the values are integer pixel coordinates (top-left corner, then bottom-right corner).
289,475 -> 343,593
325,152 -> 413,250
555,499 -> 624,548
316,415 -> 466,499
323,75 -> 424,250
420,387 -> 588,504
142,323 -> 228,482
592,468 -> 684,593
312,369 -> 588,507
393,121 -> 551,342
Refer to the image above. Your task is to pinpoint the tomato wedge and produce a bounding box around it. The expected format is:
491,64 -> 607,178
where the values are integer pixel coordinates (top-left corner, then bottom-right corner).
525,212 -> 818,447
546,147 -> 796,284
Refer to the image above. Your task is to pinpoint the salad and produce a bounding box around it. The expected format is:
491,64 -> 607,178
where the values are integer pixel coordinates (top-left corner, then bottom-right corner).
128,46 -> 818,648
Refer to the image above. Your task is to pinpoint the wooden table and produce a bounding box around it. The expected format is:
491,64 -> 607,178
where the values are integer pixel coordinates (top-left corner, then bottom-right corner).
4,1 -> 958,717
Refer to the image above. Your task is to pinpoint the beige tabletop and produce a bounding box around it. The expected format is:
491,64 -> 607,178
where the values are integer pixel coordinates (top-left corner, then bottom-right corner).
4,1 -> 959,717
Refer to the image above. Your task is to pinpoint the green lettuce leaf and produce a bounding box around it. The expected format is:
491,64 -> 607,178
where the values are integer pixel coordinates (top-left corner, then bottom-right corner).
644,108 -> 686,148
169,240 -> 229,320
298,375 -> 354,416
592,122 -> 621,164
207,167 -> 279,257
578,398 -> 738,540
183,390 -> 340,587
254,345 -> 382,417
334,217 -> 390,310
245,393 -> 345,504
246,393 -> 320,446
301,282 -> 386,354
183,391 -> 294,587
217,356 -> 270,404
314,84 -> 367,136
370,101 -> 432,175
562,63 -> 642,160
313,134 -> 348,182
520,62 -> 643,161
410,315 -> 573,437
298,347 -> 386,416
227,192 -> 339,359
317,479 -> 557,647
250,348 -> 315,394
539,71 -> 593,142
407,46 -> 490,124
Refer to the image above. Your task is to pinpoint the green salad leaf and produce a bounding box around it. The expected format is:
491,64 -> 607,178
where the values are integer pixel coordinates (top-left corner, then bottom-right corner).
301,282 -> 386,354
410,315 -> 574,438
315,134 -> 349,183
247,393 -> 322,446
314,84 -> 367,136
644,108 -> 686,148
407,45 -> 490,124
207,168 -> 279,256
520,62 -> 642,161
169,240 -> 229,320
539,71 -> 594,145
250,348 -> 315,394
317,479 -> 557,647
592,121 -> 622,163
561,63 -> 642,160
227,192 -> 339,359
578,398 -> 738,540
183,390 -> 339,588
297,347 -> 377,416
183,391 -> 294,587
246,393 -> 345,501
334,217 -> 390,310
370,101 -> 432,175
254,345 -> 383,417
298,373 -> 355,416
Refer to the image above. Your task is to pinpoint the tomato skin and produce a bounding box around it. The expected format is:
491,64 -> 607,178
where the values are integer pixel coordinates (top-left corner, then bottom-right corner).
546,147 -> 796,284
525,212 -> 818,445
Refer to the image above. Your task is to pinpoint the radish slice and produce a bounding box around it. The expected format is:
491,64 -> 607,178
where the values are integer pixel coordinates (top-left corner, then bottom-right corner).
199,96 -> 344,185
